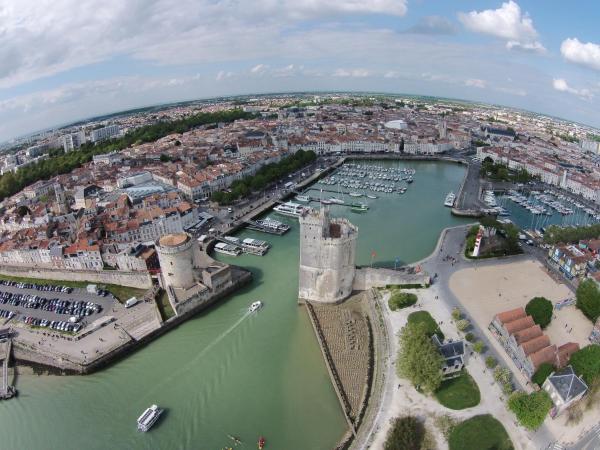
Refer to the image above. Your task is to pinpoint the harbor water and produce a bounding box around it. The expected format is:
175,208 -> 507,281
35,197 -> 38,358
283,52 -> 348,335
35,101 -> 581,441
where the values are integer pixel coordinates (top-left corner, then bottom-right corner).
0,160 -> 469,450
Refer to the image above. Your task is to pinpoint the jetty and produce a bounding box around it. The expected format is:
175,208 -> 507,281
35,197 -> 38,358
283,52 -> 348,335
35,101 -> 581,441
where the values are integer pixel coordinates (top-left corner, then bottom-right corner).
0,333 -> 16,400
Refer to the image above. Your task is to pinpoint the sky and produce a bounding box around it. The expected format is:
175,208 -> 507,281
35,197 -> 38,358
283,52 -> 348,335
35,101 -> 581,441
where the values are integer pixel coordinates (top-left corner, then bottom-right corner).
0,0 -> 599,141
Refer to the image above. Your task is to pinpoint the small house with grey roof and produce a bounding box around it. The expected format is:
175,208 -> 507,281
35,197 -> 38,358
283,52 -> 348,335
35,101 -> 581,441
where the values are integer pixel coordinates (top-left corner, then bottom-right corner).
432,335 -> 466,379
542,366 -> 588,418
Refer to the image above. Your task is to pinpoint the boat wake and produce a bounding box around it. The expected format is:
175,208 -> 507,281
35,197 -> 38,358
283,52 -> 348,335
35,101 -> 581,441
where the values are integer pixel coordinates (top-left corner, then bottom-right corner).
142,311 -> 251,400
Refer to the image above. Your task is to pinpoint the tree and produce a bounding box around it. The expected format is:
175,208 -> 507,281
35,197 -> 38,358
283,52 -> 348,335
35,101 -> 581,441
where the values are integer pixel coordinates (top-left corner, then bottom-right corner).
456,319 -> 470,332
451,307 -> 462,320
525,297 -> 553,328
508,391 -> 552,430
532,363 -> 555,387
465,332 -> 475,342
397,322 -> 443,393
576,279 -> 600,323
485,356 -> 497,369
494,367 -> 512,385
473,341 -> 485,353
570,345 -> 600,384
384,416 -> 425,450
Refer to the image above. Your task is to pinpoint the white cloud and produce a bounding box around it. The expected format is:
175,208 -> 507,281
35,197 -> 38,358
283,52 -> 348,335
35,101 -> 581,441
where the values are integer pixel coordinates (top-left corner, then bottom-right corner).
458,1 -> 545,53
0,0 -> 407,88
332,68 -> 371,78
384,71 -> 400,78
552,78 -> 593,99
215,70 -> 234,81
250,64 -> 269,75
560,38 -> 600,72
465,78 -> 487,89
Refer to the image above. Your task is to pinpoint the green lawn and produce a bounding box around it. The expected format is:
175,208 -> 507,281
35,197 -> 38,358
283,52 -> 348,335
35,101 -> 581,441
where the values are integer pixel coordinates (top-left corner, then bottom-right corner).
435,370 -> 481,410
407,311 -> 444,340
449,415 -> 513,450
156,290 -> 176,321
0,273 -> 147,303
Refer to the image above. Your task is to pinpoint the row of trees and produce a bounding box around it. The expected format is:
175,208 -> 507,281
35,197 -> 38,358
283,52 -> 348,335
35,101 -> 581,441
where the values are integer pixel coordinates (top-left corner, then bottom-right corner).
210,149 -> 317,205
543,223 -> 600,245
576,279 -> 600,323
480,159 -> 539,183
0,109 -> 254,201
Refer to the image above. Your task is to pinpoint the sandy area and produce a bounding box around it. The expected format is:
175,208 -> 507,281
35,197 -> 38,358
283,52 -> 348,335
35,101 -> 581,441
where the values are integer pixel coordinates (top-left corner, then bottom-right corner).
449,259 -> 592,349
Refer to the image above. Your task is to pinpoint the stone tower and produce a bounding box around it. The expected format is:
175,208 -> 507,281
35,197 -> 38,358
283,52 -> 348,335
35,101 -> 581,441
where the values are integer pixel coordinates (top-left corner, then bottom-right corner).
298,207 -> 358,303
53,182 -> 68,215
156,232 -> 203,291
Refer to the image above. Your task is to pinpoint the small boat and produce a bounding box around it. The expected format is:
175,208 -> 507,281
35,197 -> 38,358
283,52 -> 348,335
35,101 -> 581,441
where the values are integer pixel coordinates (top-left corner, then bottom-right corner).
295,195 -> 310,203
348,192 -> 362,197
444,192 -> 455,207
249,301 -> 263,313
258,436 -> 266,450
366,194 -> 378,199
328,197 -> 345,205
228,435 -> 242,446
351,203 -> 369,213
137,405 -> 163,432
406,177 -> 414,184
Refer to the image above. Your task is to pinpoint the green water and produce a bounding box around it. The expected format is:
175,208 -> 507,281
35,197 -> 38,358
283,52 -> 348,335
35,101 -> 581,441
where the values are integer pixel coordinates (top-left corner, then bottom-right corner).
0,160 -> 469,450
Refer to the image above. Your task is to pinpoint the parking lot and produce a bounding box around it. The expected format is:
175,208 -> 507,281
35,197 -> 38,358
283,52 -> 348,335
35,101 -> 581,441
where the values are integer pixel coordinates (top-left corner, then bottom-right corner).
0,280 -> 120,335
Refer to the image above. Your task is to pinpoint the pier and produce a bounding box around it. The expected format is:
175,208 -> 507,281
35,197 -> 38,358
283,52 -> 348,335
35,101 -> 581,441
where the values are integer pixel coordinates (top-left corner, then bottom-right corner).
0,337 -> 16,400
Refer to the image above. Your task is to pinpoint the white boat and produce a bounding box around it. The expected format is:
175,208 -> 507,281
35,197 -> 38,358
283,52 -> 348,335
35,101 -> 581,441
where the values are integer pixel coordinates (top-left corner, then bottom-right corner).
444,192 -> 456,207
349,192 -> 362,197
295,195 -> 310,203
328,197 -> 345,205
366,194 -> 378,199
137,405 -> 163,432
214,242 -> 242,256
273,202 -> 307,218
249,300 -> 263,313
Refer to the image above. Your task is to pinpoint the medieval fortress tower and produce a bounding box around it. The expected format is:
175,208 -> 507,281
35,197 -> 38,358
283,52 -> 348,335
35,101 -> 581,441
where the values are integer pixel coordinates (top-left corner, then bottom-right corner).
298,207 -> 358,303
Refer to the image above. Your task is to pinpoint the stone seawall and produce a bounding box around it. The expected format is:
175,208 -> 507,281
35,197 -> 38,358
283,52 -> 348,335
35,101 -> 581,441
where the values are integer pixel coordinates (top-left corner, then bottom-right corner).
0,265 -> 153,289
353,267 -> 430,290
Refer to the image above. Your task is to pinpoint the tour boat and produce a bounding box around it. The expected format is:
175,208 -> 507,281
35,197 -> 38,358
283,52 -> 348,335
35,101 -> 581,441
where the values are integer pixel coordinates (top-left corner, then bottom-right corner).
137,405 -> 163,432
444,192 -> 456,207
273,202 -> 307,218
214,242 -> 242,256
295,194 -> 310,203
249,301 -> 263,313
258,436 -> 266,449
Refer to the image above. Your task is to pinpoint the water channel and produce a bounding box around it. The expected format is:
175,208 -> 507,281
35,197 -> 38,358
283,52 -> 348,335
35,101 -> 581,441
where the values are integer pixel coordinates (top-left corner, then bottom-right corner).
0,160 -> 469,450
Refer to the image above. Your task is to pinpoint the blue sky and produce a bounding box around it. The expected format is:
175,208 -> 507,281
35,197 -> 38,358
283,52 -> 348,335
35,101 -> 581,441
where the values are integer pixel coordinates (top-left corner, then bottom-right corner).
1,0 -> 599,141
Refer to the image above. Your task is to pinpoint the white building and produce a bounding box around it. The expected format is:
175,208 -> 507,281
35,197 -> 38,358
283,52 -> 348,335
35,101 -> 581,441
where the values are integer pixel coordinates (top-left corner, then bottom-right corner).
91,125 -> 120,143
62,131 -> 86,152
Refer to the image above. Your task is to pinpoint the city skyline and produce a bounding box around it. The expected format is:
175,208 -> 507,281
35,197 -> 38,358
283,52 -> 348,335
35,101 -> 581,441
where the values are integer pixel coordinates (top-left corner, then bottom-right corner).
1,0 -> 600,141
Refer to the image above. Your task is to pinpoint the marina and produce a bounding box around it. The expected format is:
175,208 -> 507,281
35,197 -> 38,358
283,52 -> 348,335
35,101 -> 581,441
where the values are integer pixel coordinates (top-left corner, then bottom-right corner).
0,160 -> 469,450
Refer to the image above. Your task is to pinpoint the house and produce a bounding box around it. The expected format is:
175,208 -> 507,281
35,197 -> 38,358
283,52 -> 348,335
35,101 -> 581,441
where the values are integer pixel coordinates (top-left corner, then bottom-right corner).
432,335 -> 466,379
542,366 -> 588,418
490,307 -> 580,378
548,244 -> 592,279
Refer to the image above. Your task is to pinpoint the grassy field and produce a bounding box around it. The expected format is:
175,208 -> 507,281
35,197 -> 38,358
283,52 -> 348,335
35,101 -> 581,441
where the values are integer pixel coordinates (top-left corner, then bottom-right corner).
449,414 -> 513,450
435,370 -> 481,410
156,290 -> 176,321
0,274 -> 147,303
407,311 -> 444,340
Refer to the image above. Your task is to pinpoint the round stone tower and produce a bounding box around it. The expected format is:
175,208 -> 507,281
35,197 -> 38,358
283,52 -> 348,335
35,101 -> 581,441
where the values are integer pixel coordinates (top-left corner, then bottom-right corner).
298,207 -> 358,303
156,232 -> 197,290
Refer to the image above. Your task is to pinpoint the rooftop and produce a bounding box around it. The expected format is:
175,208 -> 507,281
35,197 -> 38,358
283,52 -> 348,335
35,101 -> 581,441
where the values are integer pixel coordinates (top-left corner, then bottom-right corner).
158,233 -> 189,247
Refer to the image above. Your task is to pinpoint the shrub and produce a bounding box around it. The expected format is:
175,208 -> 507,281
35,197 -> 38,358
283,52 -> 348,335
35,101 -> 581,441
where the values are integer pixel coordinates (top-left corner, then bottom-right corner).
576,279 -> 600,322
531,363 -> 555,387
388,291 -> 418,311
456,319 -> 470,332
433,414 -> 458,439
384,416 -> 425,450
525,297 -> 553,328
485,356 -> 497,369
570,345 -> 600,384
451,307 -> 462,320
508,391 -> 552,430
473,341 -> 485,353
501,381 -> 514,396
465,332 -> 475,342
